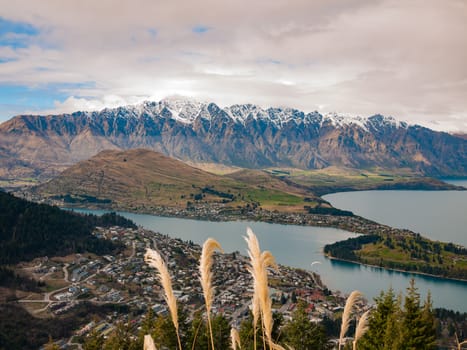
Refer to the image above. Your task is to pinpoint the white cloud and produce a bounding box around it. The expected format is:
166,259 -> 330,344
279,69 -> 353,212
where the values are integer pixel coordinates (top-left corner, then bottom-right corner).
0,0 -> 466,131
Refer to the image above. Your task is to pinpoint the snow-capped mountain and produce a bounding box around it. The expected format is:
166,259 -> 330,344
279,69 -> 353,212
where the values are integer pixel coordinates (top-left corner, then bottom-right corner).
0,97 -> 465,179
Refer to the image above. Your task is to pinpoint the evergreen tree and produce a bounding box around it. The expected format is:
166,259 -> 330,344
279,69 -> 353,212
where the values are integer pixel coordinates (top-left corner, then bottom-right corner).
132,308 -> 156,350
239,312 -> 257,350
151,305 -> 191,349
282,300 -> 329,350
211,314 -> 231,349
419,292 -> 437,349
359,288 -> 398,350
399,279 -> 435,350
360,280 -> 437,350
186,311 -> 209,349
44,336 -> 60,350
103,321 -> 133,350
83,329 -> 105,350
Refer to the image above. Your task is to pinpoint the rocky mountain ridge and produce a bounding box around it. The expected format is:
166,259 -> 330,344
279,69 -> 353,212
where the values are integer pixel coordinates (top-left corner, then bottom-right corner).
0,98 -> 465,180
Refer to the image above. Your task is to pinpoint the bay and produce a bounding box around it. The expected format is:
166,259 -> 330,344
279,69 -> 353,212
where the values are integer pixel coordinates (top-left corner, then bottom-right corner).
76,209 -> 467,312
323,184 -> 467,247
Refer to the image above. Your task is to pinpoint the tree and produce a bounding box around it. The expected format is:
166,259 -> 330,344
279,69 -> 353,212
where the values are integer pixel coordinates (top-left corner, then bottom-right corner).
44,336 -> 60,350
103,321 -> 133,350
239,311 -> 283,350
131,308 -> 156,350
360,280 -> 437,350
359,288 -> 398,350
211,314 -> 231,349
282,300 -> 329,350
398,279 -> 436,350
83,329 -> 105,350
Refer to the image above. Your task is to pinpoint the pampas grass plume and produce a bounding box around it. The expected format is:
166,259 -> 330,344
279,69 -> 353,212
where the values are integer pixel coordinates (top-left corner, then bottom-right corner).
339,290 -> 362,350
144,248 -> 182,350
245,227 -> 278,350
200,238 -> 223,314
230,327 -> 241,350
200,238 -> 223,350
144,334 -> 157,350
353,310 -> 370,350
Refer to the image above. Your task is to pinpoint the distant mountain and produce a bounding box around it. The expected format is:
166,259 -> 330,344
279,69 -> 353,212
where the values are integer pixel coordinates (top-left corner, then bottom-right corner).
31,148 -> 315,211
0,98 -> 465,179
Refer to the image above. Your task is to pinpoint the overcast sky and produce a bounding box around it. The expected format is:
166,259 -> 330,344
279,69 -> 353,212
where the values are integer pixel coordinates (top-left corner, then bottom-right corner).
0,0 -> 466,131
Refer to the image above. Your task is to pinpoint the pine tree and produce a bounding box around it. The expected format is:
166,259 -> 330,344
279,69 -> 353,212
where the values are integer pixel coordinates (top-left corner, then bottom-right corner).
132,308 -> 156,350
210,314 -> 231,349
44,336 -> 60,350
282,300 -> 329,350
360,280 -> 437,350
83,329 -> 104,350
399,279 -> 433,349
359,288 -> 398,350
419,292 -> 437,349
103,321 -> 132,350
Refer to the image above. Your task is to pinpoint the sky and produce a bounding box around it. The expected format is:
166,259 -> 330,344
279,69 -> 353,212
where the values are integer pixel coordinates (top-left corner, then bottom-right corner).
0,0 -> 466,132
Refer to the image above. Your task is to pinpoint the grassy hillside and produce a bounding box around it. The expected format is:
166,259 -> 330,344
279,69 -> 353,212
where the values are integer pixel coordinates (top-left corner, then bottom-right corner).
263,166 -> 461,196
33,149 -> 317,212
324,233 -> 467,280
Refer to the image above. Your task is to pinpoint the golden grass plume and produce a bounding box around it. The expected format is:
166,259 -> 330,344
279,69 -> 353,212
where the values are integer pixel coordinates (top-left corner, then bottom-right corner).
353,309 -> 371,350
199,238 -> 223,314
230,327 -> 241,350
200,238 -> 223,350
245,227 -> 278,350
339,290 -> 363,349
144,334 -> 157,350
144,248 -> 182,350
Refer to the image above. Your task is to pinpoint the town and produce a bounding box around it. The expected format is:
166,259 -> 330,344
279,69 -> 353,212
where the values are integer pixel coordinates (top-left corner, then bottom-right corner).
16,225 -> 361,349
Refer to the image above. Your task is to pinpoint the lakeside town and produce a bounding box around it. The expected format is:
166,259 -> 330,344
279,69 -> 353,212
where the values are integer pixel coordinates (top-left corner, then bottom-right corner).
15,225 -> 363,349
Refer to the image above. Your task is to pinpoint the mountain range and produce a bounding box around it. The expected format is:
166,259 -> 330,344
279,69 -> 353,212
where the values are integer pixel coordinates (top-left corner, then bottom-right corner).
0,97 -> 466,180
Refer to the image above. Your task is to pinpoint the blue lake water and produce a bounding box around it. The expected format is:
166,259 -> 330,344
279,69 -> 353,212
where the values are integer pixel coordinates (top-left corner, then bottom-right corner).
76,208 -> 467,312
323,179 -> 467,247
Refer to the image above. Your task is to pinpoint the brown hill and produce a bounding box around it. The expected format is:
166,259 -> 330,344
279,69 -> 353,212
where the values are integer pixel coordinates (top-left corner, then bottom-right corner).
32,149 -> 314,212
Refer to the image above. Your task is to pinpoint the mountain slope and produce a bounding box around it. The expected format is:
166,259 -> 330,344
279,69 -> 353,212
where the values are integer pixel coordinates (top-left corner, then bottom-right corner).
0,191 -> 132,264
31,149 -> 314,211
1,98 -> 466,180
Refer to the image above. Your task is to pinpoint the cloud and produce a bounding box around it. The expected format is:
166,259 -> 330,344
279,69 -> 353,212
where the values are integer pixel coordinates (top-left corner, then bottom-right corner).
0,0 -> 465,131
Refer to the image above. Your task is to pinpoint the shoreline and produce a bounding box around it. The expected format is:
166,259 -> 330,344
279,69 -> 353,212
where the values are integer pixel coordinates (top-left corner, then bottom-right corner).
64,204 -> 467,283
324,255 -> 467,284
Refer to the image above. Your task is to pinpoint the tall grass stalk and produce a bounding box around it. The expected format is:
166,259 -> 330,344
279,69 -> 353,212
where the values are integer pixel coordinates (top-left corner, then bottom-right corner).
339,290 -> 362,350
245,227 -> 279,350
144,248 -> 183,350
144,334 -> 157,350
230,327 -> 241,350
456,333 -> 467,350
200,238 -> 223,350
252,292 -> 260,350
352,310 -> 370,350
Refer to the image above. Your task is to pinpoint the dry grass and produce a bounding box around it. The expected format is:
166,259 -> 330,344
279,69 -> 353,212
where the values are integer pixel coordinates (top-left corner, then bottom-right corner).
144,248 -> 182,350
230,328 -> 241,350
339,290 -> 362,350
199,238 -> 223,350
144,334 -> 157,350
353,309 -> 370,350
245,227 -> 282,350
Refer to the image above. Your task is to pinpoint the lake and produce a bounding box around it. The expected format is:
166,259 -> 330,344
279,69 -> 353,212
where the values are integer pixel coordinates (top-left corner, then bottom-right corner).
323,179 -> 467,247
76,209 -> 467,312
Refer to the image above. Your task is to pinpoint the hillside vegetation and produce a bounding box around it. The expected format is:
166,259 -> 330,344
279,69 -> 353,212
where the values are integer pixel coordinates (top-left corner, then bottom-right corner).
0,191 -> 134,264
324,233 -> 467,280
31,149 -> 317,212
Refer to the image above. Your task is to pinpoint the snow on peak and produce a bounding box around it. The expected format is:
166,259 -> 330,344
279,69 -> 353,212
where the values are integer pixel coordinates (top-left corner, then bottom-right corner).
95,98 -> 409,131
